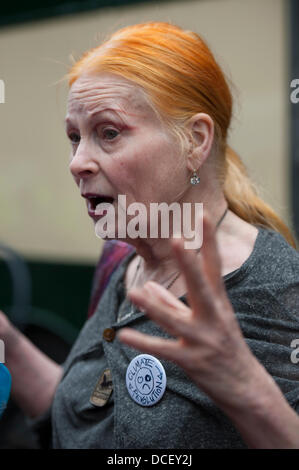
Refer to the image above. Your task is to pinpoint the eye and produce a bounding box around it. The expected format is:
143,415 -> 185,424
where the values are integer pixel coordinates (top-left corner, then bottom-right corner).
68,132 -> 80,144
102,128 -> 119,141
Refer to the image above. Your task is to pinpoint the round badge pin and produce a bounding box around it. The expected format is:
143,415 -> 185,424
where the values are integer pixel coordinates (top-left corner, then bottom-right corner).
126,354 -> 167,407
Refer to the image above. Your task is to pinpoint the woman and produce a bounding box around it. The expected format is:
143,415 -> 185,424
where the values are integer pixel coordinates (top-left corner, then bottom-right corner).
1,21 -> 299,448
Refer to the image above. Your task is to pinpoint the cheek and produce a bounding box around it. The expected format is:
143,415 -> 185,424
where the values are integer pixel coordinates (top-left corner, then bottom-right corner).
105,150 -> 146,196
109,135 -> 182,199
130,139 -> 173,182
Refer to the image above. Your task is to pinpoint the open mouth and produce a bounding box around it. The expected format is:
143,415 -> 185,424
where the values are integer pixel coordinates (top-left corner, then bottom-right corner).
89,196 -> 114,211
85,195 -> 115,219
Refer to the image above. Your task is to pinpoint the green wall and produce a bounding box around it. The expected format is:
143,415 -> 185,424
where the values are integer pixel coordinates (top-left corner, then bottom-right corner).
0,258 -> 96,344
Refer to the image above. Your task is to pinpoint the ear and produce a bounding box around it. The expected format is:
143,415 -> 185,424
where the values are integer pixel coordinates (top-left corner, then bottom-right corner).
185,113 -> 214,172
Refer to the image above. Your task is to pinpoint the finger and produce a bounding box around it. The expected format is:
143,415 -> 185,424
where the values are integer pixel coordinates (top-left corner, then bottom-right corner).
131,280 -> 190,315
170,237 -> 216,318
128,283 -> 199,343
201,214 -> 225,292
117,327 -> 186,364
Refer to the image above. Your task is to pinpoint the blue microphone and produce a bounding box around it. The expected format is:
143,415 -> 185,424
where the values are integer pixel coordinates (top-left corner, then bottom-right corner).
0,364 -> 11,418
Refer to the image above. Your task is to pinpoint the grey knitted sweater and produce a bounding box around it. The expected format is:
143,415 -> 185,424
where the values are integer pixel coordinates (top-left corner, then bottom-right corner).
48,226 -> 299,448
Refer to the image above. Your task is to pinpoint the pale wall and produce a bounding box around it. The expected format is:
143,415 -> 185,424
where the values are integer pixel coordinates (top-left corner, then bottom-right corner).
0,0 -> 290,262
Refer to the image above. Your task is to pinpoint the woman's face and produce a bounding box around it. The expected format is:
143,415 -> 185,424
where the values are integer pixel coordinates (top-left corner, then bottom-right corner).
66,72 -> 190,241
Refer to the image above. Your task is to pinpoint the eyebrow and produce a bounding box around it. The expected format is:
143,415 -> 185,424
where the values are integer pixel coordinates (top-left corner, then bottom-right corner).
64,108 -> 125,129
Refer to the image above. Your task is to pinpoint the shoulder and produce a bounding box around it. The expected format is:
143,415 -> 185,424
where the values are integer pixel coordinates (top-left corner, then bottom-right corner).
223,227 -> 299,334
252,226 -> 299,283
224,225 -> 299,290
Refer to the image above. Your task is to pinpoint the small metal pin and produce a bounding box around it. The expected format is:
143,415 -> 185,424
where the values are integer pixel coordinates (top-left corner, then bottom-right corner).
90,368 -> 113,407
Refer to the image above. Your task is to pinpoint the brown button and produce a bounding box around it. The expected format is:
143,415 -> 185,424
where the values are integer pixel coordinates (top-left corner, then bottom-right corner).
103,327 -> 116,342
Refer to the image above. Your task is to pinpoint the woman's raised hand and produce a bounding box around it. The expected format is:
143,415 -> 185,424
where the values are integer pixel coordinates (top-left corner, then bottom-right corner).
117,215 -> 264,411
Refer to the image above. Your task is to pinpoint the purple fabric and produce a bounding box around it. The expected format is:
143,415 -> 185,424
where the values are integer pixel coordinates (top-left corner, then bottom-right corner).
87,240 -> 135,319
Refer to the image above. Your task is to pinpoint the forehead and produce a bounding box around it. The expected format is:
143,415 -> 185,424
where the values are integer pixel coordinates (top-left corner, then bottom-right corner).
67,72 -> 154,119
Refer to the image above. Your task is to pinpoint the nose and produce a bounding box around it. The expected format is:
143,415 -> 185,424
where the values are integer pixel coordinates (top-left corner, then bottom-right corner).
69,142 -> 99,182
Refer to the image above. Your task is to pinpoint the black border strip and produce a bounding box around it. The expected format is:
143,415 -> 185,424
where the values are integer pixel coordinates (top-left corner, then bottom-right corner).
290,0 -> 299,237
0,0 -> 158,28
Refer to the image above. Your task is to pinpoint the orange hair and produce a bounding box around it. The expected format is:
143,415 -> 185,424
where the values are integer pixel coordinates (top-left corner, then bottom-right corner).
67,21 -> 296,248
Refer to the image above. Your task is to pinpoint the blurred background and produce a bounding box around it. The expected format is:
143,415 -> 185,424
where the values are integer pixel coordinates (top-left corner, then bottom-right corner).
0,0 -> 298,448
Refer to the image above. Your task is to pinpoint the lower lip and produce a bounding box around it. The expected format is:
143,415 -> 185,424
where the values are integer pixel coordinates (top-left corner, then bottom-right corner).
88,206 -> 109,220
88,209 -> 107,220
87,200 -> 111,220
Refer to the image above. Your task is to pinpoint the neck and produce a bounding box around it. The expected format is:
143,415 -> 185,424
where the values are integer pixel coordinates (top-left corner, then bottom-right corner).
127,193 -> 228,282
